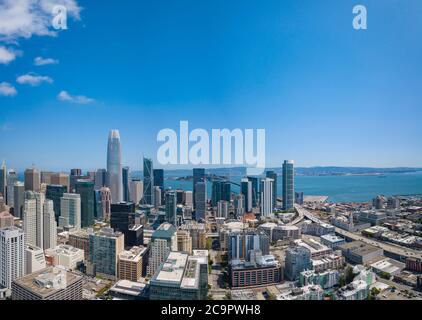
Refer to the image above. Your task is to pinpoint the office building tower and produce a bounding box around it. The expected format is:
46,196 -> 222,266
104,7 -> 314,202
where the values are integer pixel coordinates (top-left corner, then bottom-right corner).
234,194 -> 245,217
149,251 -> 208,300
40,171 -> 53,185
24,167 -> 41,192
100,187 -> 111,221
194,181 -> 206,221
142,157 -> 154,205
0,161 -> 6,198
228,230 -> 270,262
94,189 -> 102,220
153,169 -> 164,189
282,160 -> 295,210
122,166 -> 130,202
180,222 -> 207,250
46,184 -> 67,223
70,169 -> 82,176
284,246 -> 312,281
266,171 -> 278,207
50,173 -> 70,191
6,169 -> 17,207
23,192 -> 44,248
25,245 -> 46,274
94,168 -> 107,189
147,223 -> 177,277
107,130 -> 123,203
42,199 -> 57,250
117,246 -> 147,282
13,182 -> 25,219
154,186 -> 162,208
0,210 -> 14,228
68,229 -> 92,261
75,180 -> 95,228
177,230 -> 193,254
241,178 -> 253,212
260,178 -> 274,217
11,266 -> 83,300
295,192 -> 304,205
165,190 -> 177,226
247,176 -> 259,208
0,227 -> 25,291
184,191 -> 193,207
176,190 -> 184,204
89,228 -> 124,279
59,193 -> 81,229
217,200 -> 229,219
129,179 -> 142,204
193,168 -> 205,209
387,197 -> 400,210
110,202 -> 143,247
69,169 -> 88,193
211,180 -> 231,206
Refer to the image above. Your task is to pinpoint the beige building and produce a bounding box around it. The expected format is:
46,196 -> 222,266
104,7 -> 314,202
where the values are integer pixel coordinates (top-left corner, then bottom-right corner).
117,246 -> 147,282
51,173 -> 70,191
177,230 -> 192,254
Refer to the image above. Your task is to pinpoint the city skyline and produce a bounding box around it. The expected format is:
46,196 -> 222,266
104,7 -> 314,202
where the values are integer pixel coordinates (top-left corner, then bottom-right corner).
1,0 -> 422,170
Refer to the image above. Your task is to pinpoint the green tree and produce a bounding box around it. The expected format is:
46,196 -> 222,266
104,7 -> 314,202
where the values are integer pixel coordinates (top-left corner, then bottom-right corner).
345,266 -> 355,284
224,292 -> 232,300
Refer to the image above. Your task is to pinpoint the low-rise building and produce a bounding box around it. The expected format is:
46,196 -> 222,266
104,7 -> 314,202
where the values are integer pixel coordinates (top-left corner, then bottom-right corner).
45,244 -> 84,270
294,238 -> 332,259
339,241 -> 384,265
299,269 -> 340,289
108,280 -> 148,300
320,234 -> 345,249
117,246 -> 147,282
312,252 -> 345,273
336,280 -> 368,300
370,258 -> 405,276
278,285 -> 324,300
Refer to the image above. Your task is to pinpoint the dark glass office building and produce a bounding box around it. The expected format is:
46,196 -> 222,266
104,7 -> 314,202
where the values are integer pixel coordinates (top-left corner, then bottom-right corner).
266,171 -> 278,208
247,176 -> 259,208
46,184 -> 68,223
142,157 -> 154,205
75,180 -> 95,227
122,166 -> 130,202
110,202 -> 143,247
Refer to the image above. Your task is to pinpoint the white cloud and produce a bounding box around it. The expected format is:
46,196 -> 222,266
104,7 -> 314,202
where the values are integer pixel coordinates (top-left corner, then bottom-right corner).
0,46 -> 17,64
58,90 -> 95,104
34,56 -> 58,66
17,73 -> 53,86
0,82 -> 17,96
0,0 -> 82,41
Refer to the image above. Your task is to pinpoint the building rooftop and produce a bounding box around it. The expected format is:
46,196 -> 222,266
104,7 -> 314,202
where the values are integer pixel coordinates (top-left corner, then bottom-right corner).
320,234 -> 345,243
154,252 -> 188,284
45,244 -> 84,257
339,241 -> 382,256
118,246 -> 147,262
109,280 -> 146,297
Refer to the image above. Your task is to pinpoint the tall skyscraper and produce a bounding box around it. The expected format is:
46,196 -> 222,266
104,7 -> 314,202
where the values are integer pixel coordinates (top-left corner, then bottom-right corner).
211,180 -> 231,206
234,194 -> 245,217
50,173 -> 70,191
266,171 -> 278,208
142,157 -> 154,205
217,200 -> 229,219
75,180 -> 95,228
70,169 -> 82,176
0,227 -> 25,291
100,187 -> 111,221
41,171 -> 53,185
110,202 -> 143,247
6,169 -> 17,207
154,186 -> 162,208
165,190 -> 177,226
94,168 -> 107,189
241,178 -> 252,213
42,199 -> 57,250
260,178 -> 274,217
247,176 -> 259,208
46,184 -> 68,223
24,167 -> 40,192
122,166 -> 130,202
129,179 -> 143,204
0,161 -> 6,198
195,181 -> 206,221
153,169 -> 164,189
228,230 -> 270,262
23,192 -> 45,248
282,160 -> 295,211
193,168 -> 205,209
107,130 -> 123,203
60,193 -> 81,229
13,182 -> 25,219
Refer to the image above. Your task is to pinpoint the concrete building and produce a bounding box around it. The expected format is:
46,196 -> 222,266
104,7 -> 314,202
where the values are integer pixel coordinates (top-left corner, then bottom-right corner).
99,187 -> 111,221
273,225 -> 301,242
42,199 -> 57,250
129,180 -> 143,205
68,229 -> 92,261
228,230 -> 270,262
147,223 -> 177,277
0,210 -> 14,228
0,227 -> 25,292
45,244 -> 84,270
13,182 -> 25,219
312,252 -> 345,273
107,130 -> 123,203
260,178 -> 274,217
180,221 -> 207,250
25,245 -> 46,274
320,234 -> 346,249
284,246 -> 312,281
108,279 -> 148,300
23,192 -> 44,248
177,230 -> 193,254
59,193 -> 81,229
117,246 -> 147,282
336,280 -> 369,300
294,238 -> 332,259
184,191 -> 193,207
339,241 -> 384,265
50,173 -> 70,191
11,266 -> 83,300
278,284 -> 324,300
217,200 -> 229,219
24,167 -> 40,192
299,269 -> 339,289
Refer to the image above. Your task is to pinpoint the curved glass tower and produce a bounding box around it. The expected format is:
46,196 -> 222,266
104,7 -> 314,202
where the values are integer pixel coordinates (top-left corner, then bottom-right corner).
107,129 -> 123,203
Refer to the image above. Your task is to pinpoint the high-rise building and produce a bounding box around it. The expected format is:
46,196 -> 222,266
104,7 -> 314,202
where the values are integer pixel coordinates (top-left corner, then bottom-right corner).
147,223 -> 177,277
184,191 -> 193,207
0,227 -> 25,291
6,169 -> 17,207
46,184 -> 67,223
11,266 -> 83,300
89,228 -> 124,279
94,168 -> 107,189
24,167 -> 40,192
193,168 -> 205,209
107,130 -> 123,203
13,182 -> 25,219
75,180 -> 95,228
241,178 -> 252,213
282,160 -> 295,210
180,222 -> 207,250
142,157 -> 154,205
41,171 -> 53,185
234,194 -> 245,217
50,173 -> 70,191
177,230 -> 192,254
70,169 -> 82,176
43,199 -> 57,250
211,180 -> 231,206
153,169 -> 164,189
59,193 -> 81,229
69,169 -> 87,193
0,161 -> 6,198
165,190 -> 177,226
194,181 -> 206,221
217,200 -> 229,219
228,230 -> 270,262
117,246 -> 147,282
100,187 -> 111,221
23,192 -> 44,248
154,186 -> 162,208
110,202 -> 143,247
25,245 -> 46,275
122,166 -> 130,202
260,178 -> 274,217
284,246 -> 312,281
129,180 -> 142,204
0,210 -> 14,228
266,171 -> 278,208
247,176 -> 259,208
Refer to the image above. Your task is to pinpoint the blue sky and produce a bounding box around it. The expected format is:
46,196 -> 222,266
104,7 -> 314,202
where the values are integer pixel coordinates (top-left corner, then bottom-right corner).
0,0 -> 422,171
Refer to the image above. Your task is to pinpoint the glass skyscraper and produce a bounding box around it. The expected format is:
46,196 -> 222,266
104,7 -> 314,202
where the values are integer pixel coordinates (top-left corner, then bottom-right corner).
193,168 -> 205,209
266,170 -> 278,208
122,166 -> 130,202
107,130 -> 123,203
46,184 -> 68,224
282,160 -> 295,210
142,157 -> 154,205
75,180 -> 95,228
165,190 -> 177,226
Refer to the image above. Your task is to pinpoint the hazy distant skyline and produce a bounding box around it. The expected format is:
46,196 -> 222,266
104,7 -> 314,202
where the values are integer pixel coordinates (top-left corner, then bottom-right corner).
1,0 -> 422,170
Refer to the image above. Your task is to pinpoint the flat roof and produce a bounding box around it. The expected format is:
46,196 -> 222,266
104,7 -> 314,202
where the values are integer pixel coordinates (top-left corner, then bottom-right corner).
154,252 -> 188,283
